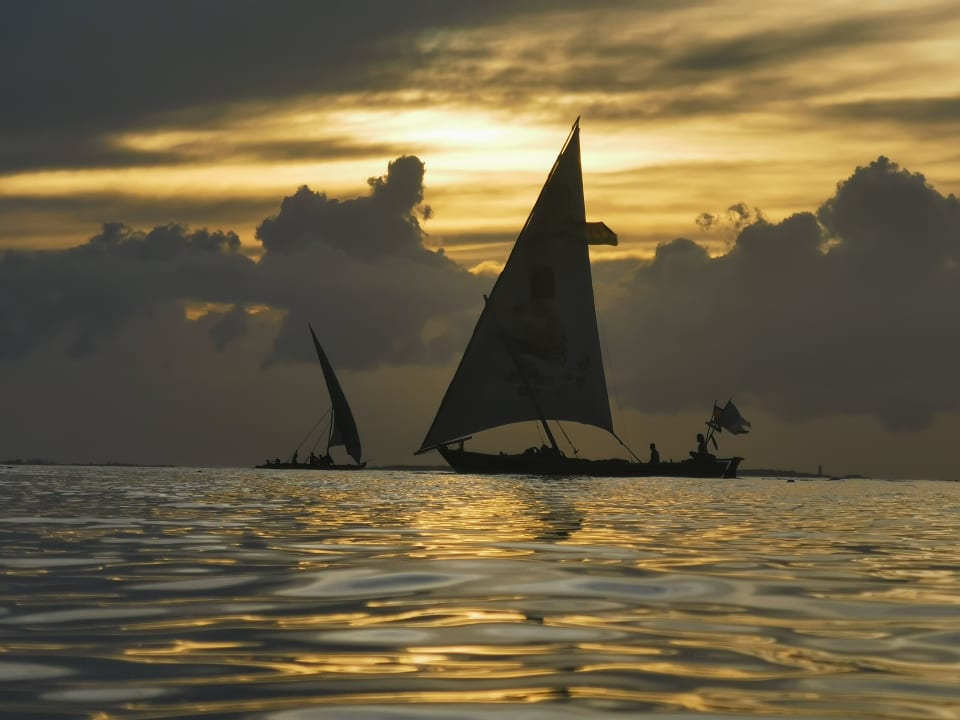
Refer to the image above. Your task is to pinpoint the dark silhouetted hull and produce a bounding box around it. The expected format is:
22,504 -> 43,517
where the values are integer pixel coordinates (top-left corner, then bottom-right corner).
438,446 -> 741,478
255,462 -> 367,471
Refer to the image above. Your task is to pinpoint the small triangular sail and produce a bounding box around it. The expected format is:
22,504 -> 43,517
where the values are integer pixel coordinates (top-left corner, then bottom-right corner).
418,119 -> 616,453
308,324 -> 362,464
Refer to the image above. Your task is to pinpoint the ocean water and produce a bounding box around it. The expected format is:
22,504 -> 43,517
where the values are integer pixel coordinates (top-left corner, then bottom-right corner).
1,466 -> 958,720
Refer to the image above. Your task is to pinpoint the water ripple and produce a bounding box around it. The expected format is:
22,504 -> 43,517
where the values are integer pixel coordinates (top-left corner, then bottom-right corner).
0,466 -> 958,718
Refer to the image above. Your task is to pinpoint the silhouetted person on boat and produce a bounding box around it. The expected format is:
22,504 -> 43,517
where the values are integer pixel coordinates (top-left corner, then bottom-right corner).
691,433 -> 715,461
523,444 -> 560,458
649,443 -> 660,464
291,450 -> 299,465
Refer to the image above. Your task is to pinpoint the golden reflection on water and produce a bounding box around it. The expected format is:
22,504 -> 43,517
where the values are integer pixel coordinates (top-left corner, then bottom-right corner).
351,607 -> 528,627
123,640 -> 252,657
2,468 -> 960,719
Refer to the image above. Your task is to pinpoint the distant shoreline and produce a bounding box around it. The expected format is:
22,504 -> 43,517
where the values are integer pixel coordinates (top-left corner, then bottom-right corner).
2,458 -> 174,468
4,458 -> 863,478
739,468 -> 867,480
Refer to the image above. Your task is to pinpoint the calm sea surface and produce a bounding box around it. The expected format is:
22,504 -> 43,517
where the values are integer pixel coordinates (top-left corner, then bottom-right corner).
1,466 -> 958,720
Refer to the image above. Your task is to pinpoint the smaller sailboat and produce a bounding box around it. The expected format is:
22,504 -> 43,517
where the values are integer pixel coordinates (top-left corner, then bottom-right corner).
256,324 -> 366,470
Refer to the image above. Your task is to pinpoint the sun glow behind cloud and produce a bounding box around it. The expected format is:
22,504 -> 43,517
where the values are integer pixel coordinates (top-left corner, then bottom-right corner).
2,0 -> 959,269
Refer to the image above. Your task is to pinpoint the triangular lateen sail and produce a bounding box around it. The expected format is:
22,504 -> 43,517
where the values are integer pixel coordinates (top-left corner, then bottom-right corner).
308,324 -> 362,464
418,119 -> 616,453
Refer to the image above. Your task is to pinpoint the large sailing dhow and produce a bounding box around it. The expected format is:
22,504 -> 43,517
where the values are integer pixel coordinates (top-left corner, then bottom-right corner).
416,118 -> 746,478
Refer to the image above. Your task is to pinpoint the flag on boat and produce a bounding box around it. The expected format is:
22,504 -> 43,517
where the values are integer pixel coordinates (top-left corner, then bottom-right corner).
585,221 -> 618,246
713,399 -> 751,434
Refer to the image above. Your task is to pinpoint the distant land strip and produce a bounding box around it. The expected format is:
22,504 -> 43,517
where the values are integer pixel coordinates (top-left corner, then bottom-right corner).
2,458 -> 174,468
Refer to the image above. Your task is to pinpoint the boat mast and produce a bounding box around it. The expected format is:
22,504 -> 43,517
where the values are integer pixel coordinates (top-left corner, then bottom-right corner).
703,400 -> 722,451
325,408 -> 335,457
484,294 -> 562,455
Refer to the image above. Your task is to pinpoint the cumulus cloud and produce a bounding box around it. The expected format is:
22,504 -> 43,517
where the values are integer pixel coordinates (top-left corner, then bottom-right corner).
250,155 -> 481,367
0,155 -> 482,370
603,157 -> 960,431
0,222 -> 253,361
256,156 -> 434,261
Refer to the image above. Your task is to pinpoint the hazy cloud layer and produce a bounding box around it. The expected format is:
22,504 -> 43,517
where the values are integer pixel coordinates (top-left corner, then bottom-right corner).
603,157 -> 960,431
4,1 -> 956,179
0,131 -> 407,175
1,1 -> 646,136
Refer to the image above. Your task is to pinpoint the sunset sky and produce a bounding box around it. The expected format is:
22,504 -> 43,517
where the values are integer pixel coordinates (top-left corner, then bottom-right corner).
2,1 -> 959,479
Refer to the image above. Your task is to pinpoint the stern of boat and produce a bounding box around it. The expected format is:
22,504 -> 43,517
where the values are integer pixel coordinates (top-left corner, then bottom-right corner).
723,456 -> 743,479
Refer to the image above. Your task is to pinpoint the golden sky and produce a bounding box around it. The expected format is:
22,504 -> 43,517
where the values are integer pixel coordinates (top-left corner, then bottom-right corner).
3,1 -> 958,265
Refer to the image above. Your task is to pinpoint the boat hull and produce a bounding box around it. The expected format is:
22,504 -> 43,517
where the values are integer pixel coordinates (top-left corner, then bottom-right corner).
255,462 -> 367,470
437,446 -> 741,478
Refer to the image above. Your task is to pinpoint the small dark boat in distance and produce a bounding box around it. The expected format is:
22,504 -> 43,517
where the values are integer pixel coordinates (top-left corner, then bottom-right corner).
257,324 -> 366,471
416,118 -> 749,478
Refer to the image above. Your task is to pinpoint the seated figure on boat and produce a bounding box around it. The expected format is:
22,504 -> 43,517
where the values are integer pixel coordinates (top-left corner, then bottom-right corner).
308,452 -> 333,467
690,433 -> 716,461
649,443 -> 660,464
521,444 -> 562,458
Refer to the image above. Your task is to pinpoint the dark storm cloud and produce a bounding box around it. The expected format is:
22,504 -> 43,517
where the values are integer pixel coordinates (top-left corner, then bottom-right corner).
0,131 -> 406,174
2,2 -> 409,134
665,16 -> 903,73
7,0 -> 899,178
823,96 -> 960,126
0,0 -> 643,136
0,0 -> 661,181
423,4 -> 954,124
561,4 -> 956,124
0,133 -> 172,175
0,222 -> 253,361
603,157 -> 960,431
0,154 -> 483,370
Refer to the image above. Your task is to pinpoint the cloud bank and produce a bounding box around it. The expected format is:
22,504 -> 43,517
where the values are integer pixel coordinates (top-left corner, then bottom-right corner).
0,155 -> 482,371
1,153 -> 958,467
603,157 -> 960,430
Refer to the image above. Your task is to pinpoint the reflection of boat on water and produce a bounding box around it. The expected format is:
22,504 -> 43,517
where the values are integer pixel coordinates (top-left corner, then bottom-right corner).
416,118 -> 746,478
257,324 -> 366,471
